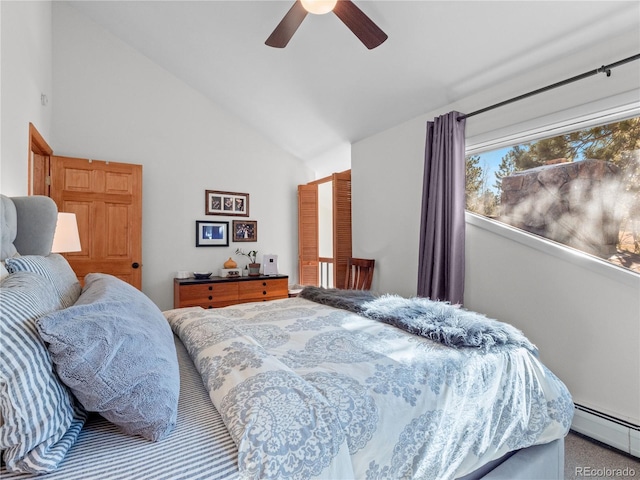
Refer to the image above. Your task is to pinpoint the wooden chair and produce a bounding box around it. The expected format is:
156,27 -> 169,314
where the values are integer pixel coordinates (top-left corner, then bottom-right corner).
345,258 -> 375,290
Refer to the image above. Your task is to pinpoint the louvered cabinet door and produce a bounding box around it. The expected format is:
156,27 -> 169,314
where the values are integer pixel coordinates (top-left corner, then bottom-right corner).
333,171 -> 352,289
298,183 -> 319,286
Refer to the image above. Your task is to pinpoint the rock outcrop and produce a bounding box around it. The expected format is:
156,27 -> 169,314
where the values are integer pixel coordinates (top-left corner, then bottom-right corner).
500,159 -> 623,256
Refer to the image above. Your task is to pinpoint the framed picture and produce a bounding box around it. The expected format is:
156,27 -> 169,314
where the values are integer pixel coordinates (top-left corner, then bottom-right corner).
233,220 -> 257,242
206,190 -> 249,217
196,220 -> 229,247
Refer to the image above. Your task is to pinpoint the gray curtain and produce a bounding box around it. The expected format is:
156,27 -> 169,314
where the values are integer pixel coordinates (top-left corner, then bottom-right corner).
417,111 -> 466,304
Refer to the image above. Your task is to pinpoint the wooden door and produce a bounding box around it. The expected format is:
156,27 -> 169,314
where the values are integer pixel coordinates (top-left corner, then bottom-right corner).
332,170 -> 352,289
50,156 -> 143,289
298,183 -> 319,286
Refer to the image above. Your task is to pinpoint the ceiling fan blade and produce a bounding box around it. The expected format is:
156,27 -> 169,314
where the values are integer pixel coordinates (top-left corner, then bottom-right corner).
265,1 -> 308,48
333,0 -> 387,50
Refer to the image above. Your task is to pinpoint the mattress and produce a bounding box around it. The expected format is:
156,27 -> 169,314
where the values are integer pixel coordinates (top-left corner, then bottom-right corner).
0,337 -> 239,480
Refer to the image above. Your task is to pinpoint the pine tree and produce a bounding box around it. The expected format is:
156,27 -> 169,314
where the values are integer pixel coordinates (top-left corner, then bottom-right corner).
494,153 -> 517,192
465,155 -> 483,209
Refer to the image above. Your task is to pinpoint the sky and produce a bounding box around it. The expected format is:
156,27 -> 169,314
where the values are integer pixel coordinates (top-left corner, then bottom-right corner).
472,146 -> 512,194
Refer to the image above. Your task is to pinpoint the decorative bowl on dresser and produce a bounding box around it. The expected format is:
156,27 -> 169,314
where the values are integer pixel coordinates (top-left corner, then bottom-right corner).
173,274 -> 289,309
192,272 -> 213,279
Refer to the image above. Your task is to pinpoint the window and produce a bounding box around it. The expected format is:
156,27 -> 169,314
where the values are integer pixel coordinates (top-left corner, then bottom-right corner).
466,116 -> 640,273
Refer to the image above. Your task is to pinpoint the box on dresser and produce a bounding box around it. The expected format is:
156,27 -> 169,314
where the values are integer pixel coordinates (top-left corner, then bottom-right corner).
173,275 -> 288,309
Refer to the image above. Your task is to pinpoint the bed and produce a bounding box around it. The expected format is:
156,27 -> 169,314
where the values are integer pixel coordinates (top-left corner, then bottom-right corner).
0,194 -> 572,479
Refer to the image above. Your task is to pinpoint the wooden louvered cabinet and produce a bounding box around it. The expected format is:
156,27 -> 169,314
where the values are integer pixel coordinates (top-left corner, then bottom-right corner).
298,183 -> 319,287
298,169 -> 352,288
173,275 -> 289,309
332,170 -> 352,289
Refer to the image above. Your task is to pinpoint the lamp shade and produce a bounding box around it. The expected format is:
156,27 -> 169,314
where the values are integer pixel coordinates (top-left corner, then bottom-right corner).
51,212 -> 82,253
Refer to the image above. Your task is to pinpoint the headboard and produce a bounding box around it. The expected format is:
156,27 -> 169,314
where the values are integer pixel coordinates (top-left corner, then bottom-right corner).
0,194 -> 58,261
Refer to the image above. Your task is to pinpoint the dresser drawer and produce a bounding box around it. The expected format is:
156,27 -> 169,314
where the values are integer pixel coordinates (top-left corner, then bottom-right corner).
237,278 -> 288,301
175,282 -> 238,308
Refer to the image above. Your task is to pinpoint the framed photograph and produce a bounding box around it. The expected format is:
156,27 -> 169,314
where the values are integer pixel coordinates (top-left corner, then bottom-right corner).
206,190 -> 249,217
196,220 -> 229,247
233,220 -> 257,242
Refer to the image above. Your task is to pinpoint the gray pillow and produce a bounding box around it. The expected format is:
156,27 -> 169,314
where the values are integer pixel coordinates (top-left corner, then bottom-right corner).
0,272 -> 86,474
36,273 -> 179,442
5,254 -> 81,308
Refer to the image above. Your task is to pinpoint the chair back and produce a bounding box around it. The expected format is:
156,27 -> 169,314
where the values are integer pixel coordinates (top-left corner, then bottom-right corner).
345,258 -> 375,290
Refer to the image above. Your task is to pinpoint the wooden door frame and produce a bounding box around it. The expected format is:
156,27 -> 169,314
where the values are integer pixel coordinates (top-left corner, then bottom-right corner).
28,123 -> 53,196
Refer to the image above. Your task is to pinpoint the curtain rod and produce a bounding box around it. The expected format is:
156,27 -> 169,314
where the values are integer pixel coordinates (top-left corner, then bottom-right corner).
457,53 -> 640,122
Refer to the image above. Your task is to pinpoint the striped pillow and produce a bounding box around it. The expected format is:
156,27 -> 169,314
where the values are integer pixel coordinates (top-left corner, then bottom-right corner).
5,254 -> 81,308
0,272 -> 87,474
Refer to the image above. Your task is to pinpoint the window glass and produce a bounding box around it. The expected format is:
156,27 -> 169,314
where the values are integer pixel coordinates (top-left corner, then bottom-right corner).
466,116 -> 640,273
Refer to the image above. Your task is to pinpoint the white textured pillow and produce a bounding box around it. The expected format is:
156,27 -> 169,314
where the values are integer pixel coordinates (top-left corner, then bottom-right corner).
5,254 -> 81,308
0,272 -> 87,473
0,262 -> 9,280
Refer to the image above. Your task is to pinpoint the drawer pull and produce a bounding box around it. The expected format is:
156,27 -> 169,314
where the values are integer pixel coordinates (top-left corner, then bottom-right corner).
262,282 -> 267,286
263,291 -> 267,295
208,295 -> 213,300
207,305 -> 213,309
208,286 -> 213,291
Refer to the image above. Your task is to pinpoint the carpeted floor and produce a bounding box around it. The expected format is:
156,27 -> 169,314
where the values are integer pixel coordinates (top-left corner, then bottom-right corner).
564,431 -> 640,479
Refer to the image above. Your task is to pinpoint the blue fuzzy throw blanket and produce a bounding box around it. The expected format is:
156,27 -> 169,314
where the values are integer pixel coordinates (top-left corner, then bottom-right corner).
299,286 -> 537,354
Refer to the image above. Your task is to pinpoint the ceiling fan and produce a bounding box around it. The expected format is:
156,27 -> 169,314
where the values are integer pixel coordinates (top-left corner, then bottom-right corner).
265,0 -> 388,50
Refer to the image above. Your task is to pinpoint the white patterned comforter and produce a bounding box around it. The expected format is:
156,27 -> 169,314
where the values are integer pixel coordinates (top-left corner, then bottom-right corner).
164,297 -> 573,480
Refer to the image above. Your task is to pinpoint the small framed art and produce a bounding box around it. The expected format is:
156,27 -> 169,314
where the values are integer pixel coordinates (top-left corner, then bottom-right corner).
233,220 -> 257,242
196,220 -> 229,247
206,190 -> 249,217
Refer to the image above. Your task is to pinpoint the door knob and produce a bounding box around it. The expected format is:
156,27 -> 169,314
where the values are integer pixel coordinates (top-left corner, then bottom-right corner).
132,262 -> 140,269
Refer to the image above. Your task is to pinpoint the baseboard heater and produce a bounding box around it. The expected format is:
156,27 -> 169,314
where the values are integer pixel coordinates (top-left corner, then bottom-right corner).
572,403 -> 640,458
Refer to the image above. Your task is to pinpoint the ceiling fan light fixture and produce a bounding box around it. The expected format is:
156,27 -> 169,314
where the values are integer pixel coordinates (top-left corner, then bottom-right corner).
266,0 -> 387,49
300,0 -> 337,15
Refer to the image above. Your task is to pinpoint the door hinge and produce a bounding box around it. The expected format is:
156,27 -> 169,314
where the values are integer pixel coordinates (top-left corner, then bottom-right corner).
45,175 -> 51,186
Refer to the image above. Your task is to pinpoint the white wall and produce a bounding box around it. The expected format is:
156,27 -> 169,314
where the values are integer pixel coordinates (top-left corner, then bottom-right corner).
318,181 -> 333,259
0,0 -> 52,195
45,3 -> 314,309
352,117 -> 425,297
465,214 -> 640,425
305,142 -> 351,180
352,28 -> 640,424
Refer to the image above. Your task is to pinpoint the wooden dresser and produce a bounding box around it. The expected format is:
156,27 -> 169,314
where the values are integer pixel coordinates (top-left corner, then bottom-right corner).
173,275 -> 289,309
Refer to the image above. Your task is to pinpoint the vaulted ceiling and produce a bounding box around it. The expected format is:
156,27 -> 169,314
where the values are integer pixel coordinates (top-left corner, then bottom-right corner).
67,1 -> 640,163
